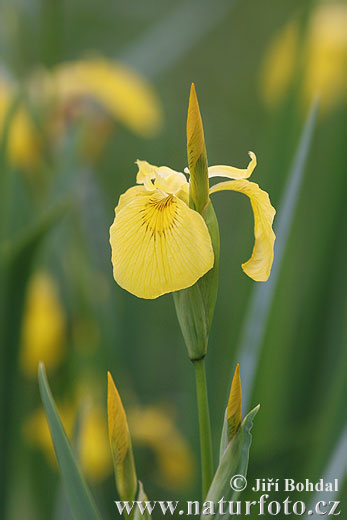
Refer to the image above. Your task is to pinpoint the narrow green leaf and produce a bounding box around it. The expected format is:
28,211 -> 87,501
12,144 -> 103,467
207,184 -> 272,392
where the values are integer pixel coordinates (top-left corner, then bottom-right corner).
303,429 -> 346,520
237,98 -> 320,409
118,0 -> 238,78
0,200 -> 67,517
38,363 -> 102,520
219,410 -> 229,462
202,405 -> 260,520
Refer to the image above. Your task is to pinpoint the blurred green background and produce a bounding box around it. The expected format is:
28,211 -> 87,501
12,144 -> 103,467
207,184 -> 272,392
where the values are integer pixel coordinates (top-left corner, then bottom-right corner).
0,0 -> 346,518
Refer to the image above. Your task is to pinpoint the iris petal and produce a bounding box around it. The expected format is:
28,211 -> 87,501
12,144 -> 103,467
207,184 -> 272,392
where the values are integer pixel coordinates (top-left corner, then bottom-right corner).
207,152 -> 257,180
136,160 -> 188,194
210,179 -> 275,281
110,190 -> 214,299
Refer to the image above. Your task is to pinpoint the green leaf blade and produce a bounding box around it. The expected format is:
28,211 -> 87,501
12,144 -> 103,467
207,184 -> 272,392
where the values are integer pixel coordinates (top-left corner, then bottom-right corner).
202,405 -> 260,520
38,363 -> 102,520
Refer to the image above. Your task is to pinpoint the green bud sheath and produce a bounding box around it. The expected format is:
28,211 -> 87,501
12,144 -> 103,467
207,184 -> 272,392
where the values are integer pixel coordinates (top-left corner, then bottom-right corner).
173,84 -> 220,361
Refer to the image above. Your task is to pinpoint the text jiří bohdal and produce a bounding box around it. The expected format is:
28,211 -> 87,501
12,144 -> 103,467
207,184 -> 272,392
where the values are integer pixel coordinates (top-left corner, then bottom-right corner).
252,478 -> 339,493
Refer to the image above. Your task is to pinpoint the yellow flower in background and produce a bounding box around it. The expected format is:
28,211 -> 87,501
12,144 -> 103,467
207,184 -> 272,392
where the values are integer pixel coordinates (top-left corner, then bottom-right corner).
51,58 -> 162,138
79,406 -> 113,483
20,272 -> 66,378
23,403 -> 75,464
0,57 -> 162,168
0,79 -> 40,169
128,405 -> 195,490
23,402 -> 112,484
260,3 -> 347,111
24,397 -> 194,490
109,152 -> 275,299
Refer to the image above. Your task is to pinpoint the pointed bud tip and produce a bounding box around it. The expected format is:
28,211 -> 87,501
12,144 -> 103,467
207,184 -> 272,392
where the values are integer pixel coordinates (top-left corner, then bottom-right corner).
189,82 -> 197,102
186,83 -> 209,213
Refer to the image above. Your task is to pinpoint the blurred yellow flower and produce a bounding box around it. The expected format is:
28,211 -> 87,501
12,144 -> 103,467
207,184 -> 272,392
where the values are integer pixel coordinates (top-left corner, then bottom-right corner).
0,57 -> 162,168
24,386 -> 194,490
128,405 -> 195,490
79,406 -> 112,483
260,3 -> 347,111
109,152 -> 275,299
23,403 -> 75,464
51,58 -> 162,138
20,272 -> 66,378
0,79 -> 40,169
23,402 -> 112,483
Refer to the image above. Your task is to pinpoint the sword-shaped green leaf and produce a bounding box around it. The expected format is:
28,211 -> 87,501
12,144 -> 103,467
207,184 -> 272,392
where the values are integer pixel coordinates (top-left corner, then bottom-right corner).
38,363 -> 102,520
202,405 -> 260,520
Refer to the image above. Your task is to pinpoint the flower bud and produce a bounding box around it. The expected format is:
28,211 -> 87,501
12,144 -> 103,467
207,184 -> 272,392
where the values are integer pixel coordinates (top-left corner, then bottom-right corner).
107,372 -> 137,501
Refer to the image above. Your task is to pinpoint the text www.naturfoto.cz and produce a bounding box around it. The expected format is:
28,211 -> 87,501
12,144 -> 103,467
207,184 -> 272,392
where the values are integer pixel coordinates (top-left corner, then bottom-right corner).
114,496 -> 341,517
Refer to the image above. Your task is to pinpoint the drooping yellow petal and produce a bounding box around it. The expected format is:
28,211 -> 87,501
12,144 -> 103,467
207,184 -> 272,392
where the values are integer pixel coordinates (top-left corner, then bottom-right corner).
51,58 -> 162,136
210,179 -> 275,281
107,372 -> 137,500
207,152 -> 257,180
227,364 -> 242,440
115,185 -> 149,215
110,190 -> 214,299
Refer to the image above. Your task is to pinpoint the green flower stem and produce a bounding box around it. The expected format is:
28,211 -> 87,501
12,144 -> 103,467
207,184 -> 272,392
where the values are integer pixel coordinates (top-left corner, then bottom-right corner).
193,357 -> 214,499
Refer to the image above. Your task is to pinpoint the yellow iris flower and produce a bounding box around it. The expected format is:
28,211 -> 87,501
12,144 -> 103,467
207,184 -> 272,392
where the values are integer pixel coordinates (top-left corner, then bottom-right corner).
110,152 -> 275,299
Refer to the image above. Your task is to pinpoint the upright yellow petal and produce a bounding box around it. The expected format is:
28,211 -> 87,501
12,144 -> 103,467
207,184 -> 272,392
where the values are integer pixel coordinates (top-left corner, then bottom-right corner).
107,372 -> 137,500
210,180 -> 275,281
136,160 -> 188,195
52,58 -> 162,136
110,190 -> 214,299
207,152 -> 257,180
227,364 -> 242,440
